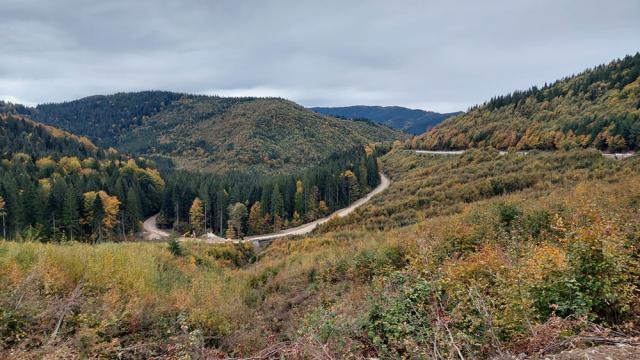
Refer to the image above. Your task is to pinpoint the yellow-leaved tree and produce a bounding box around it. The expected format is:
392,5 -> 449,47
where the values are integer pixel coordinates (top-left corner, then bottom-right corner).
82,191 -> 120,242
189,197 -> 204,235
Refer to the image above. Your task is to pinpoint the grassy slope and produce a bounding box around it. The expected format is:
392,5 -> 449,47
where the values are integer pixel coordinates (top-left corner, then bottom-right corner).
2,150 -> 639,359
319,148 -> 631,232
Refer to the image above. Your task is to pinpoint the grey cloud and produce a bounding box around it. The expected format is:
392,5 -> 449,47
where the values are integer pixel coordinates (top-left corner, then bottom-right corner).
0,0 -> 638,112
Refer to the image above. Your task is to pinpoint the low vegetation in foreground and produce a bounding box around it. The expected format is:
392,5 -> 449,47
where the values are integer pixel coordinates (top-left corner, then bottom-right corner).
1,150 -> 639,359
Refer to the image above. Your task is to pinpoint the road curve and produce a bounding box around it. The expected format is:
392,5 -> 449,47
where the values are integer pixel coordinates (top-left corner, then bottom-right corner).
245,173 -> 390,241
142,173 -> 391,243
143,214 -> 170,240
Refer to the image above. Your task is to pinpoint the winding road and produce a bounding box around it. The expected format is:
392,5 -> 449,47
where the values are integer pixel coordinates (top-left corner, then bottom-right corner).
414,149 -> 634,159
143,150 -> 634,245
143,173 -> 390,244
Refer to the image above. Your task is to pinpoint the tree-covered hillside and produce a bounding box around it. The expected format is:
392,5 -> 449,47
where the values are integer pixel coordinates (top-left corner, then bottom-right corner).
0,114 -> 164,241
312,105 -> 461,134
21,93 -> 406,174
412,53 -> 640,151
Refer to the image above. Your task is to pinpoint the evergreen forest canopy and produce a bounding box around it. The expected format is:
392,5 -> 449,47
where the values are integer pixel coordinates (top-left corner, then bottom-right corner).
16,92 -> 405,174
0,114 -> 164,241
0,111 -> 386,240
158,145 -> 382,238
411,53 -> 640,151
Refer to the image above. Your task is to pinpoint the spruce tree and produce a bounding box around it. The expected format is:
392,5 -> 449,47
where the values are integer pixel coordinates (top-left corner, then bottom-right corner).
61,188 -> 79,241
126,187 -> 142,233
271,184 -> 284,227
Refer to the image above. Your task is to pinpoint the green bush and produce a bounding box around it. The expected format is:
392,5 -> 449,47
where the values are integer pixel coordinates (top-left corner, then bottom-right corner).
168,236 -> 184,256
365,272 -> 433,357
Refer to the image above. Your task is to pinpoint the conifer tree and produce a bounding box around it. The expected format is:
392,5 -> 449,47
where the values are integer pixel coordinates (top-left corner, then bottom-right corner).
306,186 -> 319,221
342,170 -> 360,203
271,184 -> 284,228
126,187 -> 142,233
62,187 -> 79,241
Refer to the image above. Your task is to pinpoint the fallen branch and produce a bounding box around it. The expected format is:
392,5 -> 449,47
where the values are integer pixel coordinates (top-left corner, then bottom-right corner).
48,282 -> 83,344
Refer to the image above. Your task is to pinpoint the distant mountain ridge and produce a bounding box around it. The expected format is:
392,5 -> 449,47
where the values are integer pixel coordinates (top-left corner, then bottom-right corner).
16,92 -> 406,174
311,105 -> 462,134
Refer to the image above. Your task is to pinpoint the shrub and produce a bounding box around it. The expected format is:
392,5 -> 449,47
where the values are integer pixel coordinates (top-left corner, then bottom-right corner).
365,272 -> 433,358
168,236 -> 184,256
496,202 -> 520,228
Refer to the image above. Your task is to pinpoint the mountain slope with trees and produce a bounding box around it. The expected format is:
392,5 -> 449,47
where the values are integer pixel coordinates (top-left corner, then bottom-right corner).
21,93 -> 406,174
411,53 -> 640,151
0,114 -> 164,241
312,105 -> 461,134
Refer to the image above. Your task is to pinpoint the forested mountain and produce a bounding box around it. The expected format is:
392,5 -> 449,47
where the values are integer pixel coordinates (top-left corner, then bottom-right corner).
312,105 -> 461,134
411,53 -> 640,151
20,92 -> 406,174
0,114 -> 164,241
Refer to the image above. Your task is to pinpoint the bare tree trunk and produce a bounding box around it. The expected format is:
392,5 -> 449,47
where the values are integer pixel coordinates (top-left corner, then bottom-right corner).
219,203 -> 223,236
120,212 -> 126,241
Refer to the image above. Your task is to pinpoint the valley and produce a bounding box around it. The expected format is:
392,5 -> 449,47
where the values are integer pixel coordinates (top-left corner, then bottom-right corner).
1,50 -> 639,359
143,173 -> 391,245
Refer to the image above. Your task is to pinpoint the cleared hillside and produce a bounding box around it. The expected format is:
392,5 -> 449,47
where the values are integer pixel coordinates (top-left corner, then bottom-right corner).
24,93 -> 406,174
319,148 -> 634,232
412,53 -> 640,151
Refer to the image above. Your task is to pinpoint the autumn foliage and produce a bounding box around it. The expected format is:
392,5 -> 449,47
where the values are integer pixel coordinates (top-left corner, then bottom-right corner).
411,53 -> 640,152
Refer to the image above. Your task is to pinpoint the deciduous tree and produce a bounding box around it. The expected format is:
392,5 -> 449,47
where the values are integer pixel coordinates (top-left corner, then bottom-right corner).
189,197 -> 205,235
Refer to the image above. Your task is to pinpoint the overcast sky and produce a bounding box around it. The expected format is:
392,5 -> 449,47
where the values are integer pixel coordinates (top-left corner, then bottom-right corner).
1,0 -> 639,112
